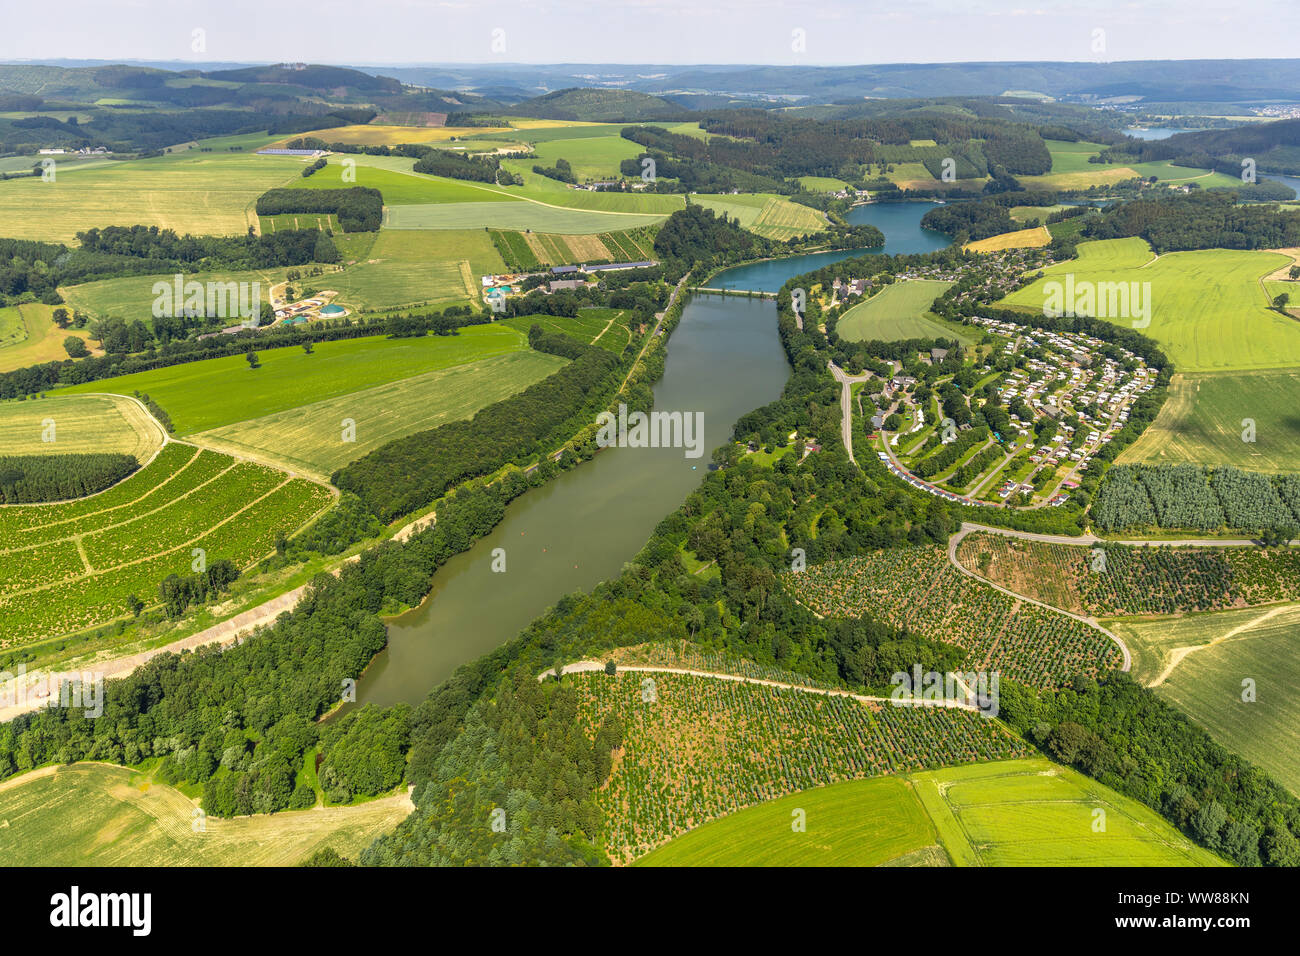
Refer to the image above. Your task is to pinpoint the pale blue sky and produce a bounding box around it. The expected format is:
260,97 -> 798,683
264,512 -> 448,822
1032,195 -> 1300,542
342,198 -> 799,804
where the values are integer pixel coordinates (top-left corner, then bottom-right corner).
2,0 -> 1295,65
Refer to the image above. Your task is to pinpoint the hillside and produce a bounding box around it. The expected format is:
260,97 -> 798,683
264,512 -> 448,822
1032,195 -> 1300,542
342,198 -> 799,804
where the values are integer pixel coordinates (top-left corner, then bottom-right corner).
508,88 -> 691,122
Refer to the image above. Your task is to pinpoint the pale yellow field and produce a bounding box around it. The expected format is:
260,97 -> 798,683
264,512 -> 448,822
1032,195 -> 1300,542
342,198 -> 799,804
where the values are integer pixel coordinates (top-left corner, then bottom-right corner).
0,763 -> 411,866
273,124 -> 511,147
0,393 -> 165,460
0,152 -> 304,242
1018,167 -> 1141,190
0,304 -> 99,373
504,118 -> 609,130
965,225 -> 1052,253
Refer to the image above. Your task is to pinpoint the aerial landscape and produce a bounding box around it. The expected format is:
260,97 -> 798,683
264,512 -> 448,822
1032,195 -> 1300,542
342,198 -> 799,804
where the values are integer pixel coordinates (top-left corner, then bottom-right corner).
0,0 -> 1295,934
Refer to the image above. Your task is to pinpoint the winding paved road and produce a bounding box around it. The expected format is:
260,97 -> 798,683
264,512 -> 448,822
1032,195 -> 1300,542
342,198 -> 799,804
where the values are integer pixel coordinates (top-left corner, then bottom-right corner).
828,361 -> 874,464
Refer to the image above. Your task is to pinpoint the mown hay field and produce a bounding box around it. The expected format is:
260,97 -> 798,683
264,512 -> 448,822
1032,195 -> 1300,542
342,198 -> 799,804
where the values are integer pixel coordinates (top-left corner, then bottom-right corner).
1118,370 -> 1300,473
0,304 -> 97,373
0,151 -> 303,242
0,763 -> 410,866
964,225 -> 1052,252
1108,603 -> 1300,795
0,393 -> 164,459
837,280 -> 965,342
56,323 -> 530,435
384,199 -> 665,233
190,350 -> 567,479
319,229 -> 501,309
271,123 -> 511,147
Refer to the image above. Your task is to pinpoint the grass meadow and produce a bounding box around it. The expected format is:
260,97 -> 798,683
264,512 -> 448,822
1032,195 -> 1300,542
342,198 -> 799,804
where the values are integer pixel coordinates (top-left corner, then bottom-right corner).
0,393 -> 164,459
529,135 -> 644,181
1118,370 -> 1300,473
55,323 -> 531,435
636,776 -> 937,866
910,758 -> 1225,866
0,763 -> 410,866
999,237 -> 1296,372
0,150 -> 303,242
639,757 -> 1220,866
836,280 -> 968,342
190,349 -> 567,478
1108,603 -> 1300,795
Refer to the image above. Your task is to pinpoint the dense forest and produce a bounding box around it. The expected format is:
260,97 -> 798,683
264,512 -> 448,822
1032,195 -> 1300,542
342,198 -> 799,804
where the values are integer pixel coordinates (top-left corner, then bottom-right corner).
255,187 -> 384,233
921,201 -> 1016,242
1081,190 -> 1300,251
412,150 -> 505,183
0,226 -> 336,309
0,452 -> 138,503
651,205 -> 768,274
1000,674 -> 1300,867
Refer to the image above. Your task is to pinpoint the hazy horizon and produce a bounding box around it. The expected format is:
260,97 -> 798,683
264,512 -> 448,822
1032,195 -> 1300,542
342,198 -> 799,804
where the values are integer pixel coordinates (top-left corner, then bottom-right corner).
5,1 -> 1297,68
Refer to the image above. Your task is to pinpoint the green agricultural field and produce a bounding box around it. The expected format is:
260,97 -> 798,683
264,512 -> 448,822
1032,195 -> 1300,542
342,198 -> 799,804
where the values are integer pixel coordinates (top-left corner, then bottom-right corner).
258,212 -> 340,234
384,199 -> 665,233
691,193 -> 827,241
1043,139 -> 1107,173
999,237 -> 1297,372
288,162 -> 517,205
502,308 -> 632,353
637,776 -> 938,866
60,266 -> 297,322
0,304 -> 97,373
0,393 -> 165,460
0,150 -> 303,242
1128,161 -> 1243,188
1119,370 -> 1300,473
798,176 -> 850,192
0,442 -> 332,645
320,229 -> 500,309
56,324 -> 530,435
1010,204 -> 1075,222
0,763 -> 411,866
1108,603 -> 1300,795
329,151 -> 678,217
639,756 -> 1219,866
911,758 -> 1224,866
190,350 -> 567,478
530,135 -> 644,181
837,280 -> 969,342
502,121 -> 627,143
